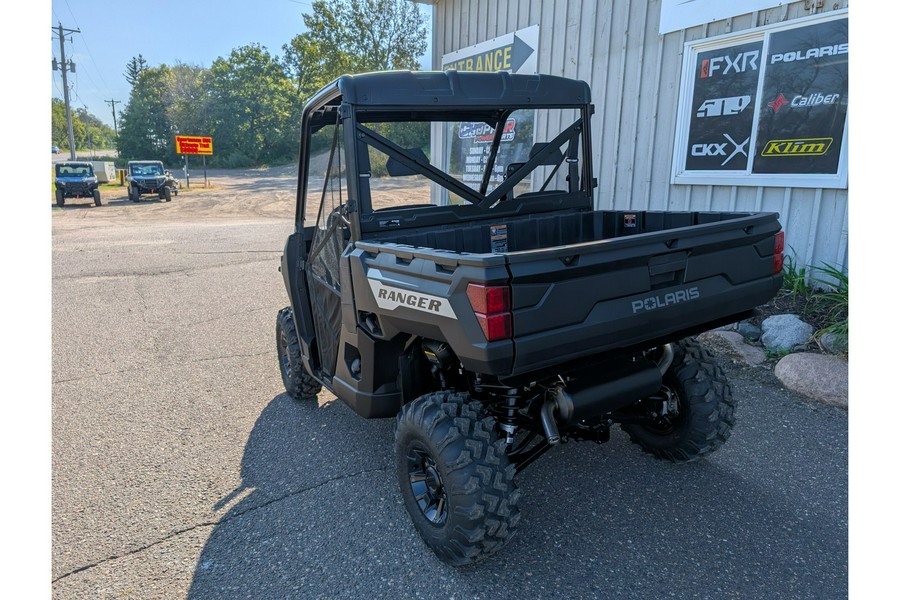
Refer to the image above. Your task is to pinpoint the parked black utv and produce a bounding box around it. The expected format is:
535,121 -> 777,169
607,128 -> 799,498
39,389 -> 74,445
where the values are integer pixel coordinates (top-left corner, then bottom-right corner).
126,160 -> 178,202
275,71 -> 784,566
54,161 -> 101,207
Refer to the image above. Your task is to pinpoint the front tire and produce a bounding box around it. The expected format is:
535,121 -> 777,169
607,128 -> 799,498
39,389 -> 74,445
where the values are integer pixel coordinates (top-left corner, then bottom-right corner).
163,186 -> 172,202
93,189 -> 102,206
55,189 -> 64,207
276,307 -> 321,401
395,391 -> 520,566
131,186 -> 140,202
621,338 -> 735,463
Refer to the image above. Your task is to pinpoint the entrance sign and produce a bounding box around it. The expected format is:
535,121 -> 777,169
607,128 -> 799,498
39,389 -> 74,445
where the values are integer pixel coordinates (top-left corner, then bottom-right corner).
441,24 -> 538,74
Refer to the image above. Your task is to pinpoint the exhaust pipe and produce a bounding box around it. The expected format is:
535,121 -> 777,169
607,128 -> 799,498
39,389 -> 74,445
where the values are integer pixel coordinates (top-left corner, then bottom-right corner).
539,354 -> 664,444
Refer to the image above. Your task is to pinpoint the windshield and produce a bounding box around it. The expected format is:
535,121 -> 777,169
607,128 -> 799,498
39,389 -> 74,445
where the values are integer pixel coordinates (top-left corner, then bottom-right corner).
56,164 -> 94,177
131,164 -> 163,176
353,107 -> 587,213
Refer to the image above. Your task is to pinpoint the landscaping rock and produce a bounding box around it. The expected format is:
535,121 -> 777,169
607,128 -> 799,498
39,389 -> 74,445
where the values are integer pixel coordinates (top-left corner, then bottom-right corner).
774,353 -> 848,408
698,331 -> 767,367
736,321 -> 762,342
819,331 -> 849,355
761,314 -> 815,353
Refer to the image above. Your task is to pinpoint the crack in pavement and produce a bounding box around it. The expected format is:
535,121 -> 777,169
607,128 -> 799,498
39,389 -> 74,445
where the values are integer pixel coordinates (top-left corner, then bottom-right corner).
51,465 -> 390,584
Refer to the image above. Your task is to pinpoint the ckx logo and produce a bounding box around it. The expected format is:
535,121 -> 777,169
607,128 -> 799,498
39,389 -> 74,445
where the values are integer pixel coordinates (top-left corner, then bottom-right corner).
691,134 -> 749,166
700,51 -> 759,78
696,95 -> 751,118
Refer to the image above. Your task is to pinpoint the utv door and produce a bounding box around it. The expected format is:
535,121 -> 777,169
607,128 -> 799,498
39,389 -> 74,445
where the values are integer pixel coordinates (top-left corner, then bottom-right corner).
304,116 -> 350,378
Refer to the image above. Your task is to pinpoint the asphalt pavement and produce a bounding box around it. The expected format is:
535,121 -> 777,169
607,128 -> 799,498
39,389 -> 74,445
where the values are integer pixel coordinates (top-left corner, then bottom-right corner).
51,197 -> 848,599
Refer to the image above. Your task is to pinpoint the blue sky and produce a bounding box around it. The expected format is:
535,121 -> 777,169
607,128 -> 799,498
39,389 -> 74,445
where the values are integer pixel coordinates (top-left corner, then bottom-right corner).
50,0 -> 433,128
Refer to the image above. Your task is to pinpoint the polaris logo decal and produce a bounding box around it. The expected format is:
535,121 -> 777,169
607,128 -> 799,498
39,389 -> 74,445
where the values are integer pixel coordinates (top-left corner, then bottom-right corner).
770,43 -> 848,64
368,279 -> 457,319
631,287 -> 700,314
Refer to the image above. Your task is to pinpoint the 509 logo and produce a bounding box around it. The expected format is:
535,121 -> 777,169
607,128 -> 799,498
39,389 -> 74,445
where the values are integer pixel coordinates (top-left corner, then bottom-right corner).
696,95 -> 751,118
690,133 -> 749,166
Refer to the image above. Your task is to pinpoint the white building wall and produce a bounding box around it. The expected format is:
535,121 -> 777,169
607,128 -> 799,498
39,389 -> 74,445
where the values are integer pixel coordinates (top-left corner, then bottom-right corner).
430,0 -> 850,273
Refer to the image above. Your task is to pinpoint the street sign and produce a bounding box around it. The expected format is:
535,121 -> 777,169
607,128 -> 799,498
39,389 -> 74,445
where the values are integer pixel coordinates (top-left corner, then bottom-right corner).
175,135 -> 213,155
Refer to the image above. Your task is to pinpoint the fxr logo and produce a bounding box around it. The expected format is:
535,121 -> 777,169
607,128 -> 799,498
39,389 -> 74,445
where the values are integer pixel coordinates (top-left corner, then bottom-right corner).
696,95 -> 751,118
691,134 -> 749,166
700,51 -> 759,78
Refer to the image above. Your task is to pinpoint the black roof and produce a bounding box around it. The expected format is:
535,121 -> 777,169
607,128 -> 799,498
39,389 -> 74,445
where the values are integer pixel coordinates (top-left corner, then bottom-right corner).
321,70 -> 591,109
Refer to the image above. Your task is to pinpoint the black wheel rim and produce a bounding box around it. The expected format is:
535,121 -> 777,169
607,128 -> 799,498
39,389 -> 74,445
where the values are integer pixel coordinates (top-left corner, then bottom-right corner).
406,444 -> 448,526
277,329 -> 291,377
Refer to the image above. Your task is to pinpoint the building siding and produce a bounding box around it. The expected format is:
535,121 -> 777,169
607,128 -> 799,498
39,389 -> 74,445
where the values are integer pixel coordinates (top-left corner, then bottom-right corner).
431,0 -> 849,273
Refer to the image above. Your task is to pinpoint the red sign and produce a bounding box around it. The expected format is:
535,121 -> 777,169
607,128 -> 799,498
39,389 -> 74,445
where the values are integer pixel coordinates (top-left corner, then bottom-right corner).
175,135 -> 213,155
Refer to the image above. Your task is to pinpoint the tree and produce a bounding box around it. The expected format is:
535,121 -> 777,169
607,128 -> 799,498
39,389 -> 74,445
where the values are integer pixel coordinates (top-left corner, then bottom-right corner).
75,108 -> 116,149
284,0 -> 428,100
206,45 -> 298,166
124,54 -> 148,86
169,61 -> 211,138
118,66 -> 177,162
51,99 -> 116,150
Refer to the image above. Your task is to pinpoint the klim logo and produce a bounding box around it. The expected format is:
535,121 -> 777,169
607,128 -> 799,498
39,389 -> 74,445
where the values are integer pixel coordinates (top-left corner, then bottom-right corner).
700,51 -> 759,78
761,138 -> 834,157
696,95 -> 751,118
770,43 -> 848,64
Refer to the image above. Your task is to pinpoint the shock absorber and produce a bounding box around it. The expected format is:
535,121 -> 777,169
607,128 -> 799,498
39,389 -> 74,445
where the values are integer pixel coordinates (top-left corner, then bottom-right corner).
499,388 -> 521,444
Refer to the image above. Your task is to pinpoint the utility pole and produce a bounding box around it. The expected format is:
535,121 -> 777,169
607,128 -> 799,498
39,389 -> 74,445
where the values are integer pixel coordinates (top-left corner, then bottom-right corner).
105,98 -> 121,147
53,22 -> 80,160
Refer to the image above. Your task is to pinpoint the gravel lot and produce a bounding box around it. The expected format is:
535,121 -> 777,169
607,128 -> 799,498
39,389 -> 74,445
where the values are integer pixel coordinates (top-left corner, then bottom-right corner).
51,167 -> 848,599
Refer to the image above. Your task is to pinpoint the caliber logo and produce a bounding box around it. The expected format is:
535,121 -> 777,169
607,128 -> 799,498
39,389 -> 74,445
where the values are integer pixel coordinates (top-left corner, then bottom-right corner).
762,138 -> 833,157
768,93 -> 789,113
368,279 -> 457,319
791,92 -> 840,108
770,43 -> 848,64
768,92 -> 840,112
700,51 -> 759,78
631,287 -> 701,314
696,95 -> 751,118
691,134 -> 749,166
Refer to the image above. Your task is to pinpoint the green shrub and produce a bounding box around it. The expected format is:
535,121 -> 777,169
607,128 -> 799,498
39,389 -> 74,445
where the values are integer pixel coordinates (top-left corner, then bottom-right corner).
811,262 -> 849,350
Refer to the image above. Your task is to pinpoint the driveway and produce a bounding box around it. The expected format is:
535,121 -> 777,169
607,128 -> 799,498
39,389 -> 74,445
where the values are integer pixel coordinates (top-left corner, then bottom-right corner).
51,168 -> 848,598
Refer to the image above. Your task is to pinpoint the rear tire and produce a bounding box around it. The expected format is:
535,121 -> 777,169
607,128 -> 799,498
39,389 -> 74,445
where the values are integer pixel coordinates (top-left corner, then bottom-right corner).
276,307 -> 321,401
395,391 -> 520,566
93,189 -> 102,207
56,189 -> 64,207
621,338 -> 735,463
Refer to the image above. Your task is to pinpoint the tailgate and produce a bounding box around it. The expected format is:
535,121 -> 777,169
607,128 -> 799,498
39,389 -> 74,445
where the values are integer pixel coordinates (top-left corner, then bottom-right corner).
507,212 -> 782,375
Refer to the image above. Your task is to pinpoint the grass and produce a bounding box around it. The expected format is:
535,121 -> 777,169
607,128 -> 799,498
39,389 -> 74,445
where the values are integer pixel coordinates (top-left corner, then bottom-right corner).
810,262 -> 849,348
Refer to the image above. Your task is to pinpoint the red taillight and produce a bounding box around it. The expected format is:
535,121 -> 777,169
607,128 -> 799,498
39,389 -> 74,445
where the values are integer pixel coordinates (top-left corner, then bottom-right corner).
475,313 -> 512,340
467,283 -> 512,341
773,253 -> 784,274
773,231 -> 785,274
466,283 -> 510,314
